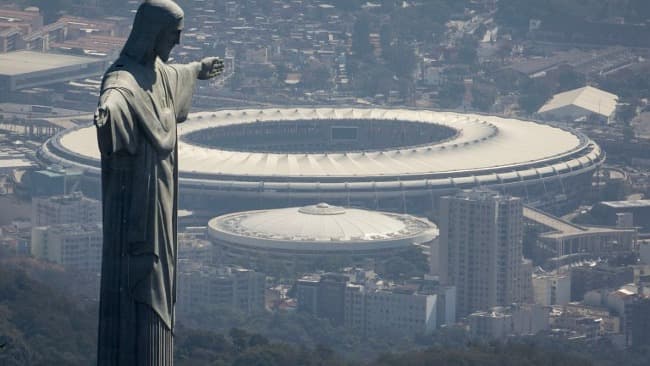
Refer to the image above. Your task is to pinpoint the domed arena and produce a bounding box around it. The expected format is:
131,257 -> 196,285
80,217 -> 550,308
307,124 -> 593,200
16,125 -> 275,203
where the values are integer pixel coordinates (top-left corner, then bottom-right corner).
38,107 -> 604,215
207,203 -> 438,269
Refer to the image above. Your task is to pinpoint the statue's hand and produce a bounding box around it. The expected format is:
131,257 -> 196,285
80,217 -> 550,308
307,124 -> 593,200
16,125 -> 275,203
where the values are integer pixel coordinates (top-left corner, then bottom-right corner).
198,57 -> 224,80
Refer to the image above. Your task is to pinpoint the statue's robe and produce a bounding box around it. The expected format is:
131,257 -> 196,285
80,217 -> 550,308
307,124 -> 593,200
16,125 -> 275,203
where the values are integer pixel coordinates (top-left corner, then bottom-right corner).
95,55 -> 197,365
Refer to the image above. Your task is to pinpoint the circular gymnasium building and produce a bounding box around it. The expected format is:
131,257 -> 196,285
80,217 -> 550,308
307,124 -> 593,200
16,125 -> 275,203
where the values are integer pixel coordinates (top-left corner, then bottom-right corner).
207,202 -> 438,269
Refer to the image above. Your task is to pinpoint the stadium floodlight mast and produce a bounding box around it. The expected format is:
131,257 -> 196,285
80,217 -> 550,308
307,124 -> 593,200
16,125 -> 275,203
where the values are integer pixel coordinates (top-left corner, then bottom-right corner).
93,1 -> 223,365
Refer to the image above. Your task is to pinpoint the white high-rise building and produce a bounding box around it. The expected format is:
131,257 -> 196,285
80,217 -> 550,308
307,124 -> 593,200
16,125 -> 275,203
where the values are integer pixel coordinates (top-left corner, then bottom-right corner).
177,261 -> 266,315
532,271 -> 571,306
31,223 -> 103,273
31,192 -> 101,227
469,303 -> 549,339
296,274 -> 456,336
438,190 -> 532,317
344,285 -> 440,336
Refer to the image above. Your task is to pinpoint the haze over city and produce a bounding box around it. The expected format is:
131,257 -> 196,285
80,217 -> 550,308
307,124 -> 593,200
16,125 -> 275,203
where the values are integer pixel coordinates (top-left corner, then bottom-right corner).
1,1 -> 650,365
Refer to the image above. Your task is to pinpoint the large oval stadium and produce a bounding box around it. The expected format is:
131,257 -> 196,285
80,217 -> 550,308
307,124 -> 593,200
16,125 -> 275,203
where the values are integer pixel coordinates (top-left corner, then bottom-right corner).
38,107 -> 604,215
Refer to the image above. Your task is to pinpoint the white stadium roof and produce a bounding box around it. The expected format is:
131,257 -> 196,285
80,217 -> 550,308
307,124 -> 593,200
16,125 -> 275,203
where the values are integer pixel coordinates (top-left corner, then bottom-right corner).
537,86 -> 618,118
40,107 -> 604,201
55,108 -> 585,178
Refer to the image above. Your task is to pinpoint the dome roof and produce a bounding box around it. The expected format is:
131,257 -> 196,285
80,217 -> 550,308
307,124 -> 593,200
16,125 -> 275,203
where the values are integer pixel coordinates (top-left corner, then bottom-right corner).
208,203 -> 438,252
240,203 -> 406,241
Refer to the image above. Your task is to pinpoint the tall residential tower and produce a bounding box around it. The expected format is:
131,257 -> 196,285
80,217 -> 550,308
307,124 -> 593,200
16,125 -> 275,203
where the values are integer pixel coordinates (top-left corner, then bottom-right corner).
438,190 -> 532,317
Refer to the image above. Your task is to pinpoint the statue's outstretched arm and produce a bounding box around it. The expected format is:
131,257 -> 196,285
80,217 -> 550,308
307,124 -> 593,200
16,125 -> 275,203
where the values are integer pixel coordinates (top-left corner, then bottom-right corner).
166,57 -> 224,122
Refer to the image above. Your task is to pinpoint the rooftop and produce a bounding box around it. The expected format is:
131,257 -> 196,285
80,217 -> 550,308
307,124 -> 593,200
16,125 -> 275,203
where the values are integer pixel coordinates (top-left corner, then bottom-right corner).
208,203 -> 438,252
0,51 -> 104,76
0,158 -> 33,170
598,200 -> 650,209
211,203 -> 436,243
538,86 -> 619,118
523,205 -> 636,239
450,189 -> 517,202
40,222 -> 102,234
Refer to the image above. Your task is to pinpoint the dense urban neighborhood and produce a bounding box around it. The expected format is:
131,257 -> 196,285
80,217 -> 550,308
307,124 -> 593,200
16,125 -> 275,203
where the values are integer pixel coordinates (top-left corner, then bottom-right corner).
2,1 -> 650,365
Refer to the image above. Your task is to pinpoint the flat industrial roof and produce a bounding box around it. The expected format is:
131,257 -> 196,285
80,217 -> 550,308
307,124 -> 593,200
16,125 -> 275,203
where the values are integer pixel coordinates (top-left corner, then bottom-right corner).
599,200 -> 650,209
538,86 -> 618,118
0,51 -> 103,76
523,206 -> 636,240
0,158 -> 34,169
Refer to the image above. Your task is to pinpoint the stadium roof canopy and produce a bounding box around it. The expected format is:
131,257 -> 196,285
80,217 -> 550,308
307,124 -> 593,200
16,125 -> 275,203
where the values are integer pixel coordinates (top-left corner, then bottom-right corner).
54,108 -> 589,179
41,107 -> 604,205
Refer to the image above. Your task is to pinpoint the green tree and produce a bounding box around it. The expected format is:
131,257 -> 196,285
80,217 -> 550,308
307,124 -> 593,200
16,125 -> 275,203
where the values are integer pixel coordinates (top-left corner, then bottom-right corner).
616,103 -> 637,124
383,41 -> 417,79
557,67 -> 585,91
249,334 -> 270,348
352,15 -> 373,58
301,62 -> 332,91
0,265 -> 96,366
229,328 -> 251,352
472,84 -> 498,112
519,78 -> 553,115
351,62 -> 395,97
623,125 -> 635,142
457,38 -> 478,65
438,81 -> 465,109
30,0 -> 73,23
379,23 -> 394,51
330,0 -> 363,12
374,247 -> 428,281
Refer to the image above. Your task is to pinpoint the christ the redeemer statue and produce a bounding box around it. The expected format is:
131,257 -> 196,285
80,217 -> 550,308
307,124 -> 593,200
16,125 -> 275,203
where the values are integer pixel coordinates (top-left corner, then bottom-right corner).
93,1 -> 223,364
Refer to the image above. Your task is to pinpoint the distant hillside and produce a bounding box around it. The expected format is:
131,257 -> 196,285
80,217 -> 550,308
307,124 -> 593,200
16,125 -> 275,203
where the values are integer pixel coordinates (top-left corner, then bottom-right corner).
0,263 -> 97,366
369,343 -> 592,366
497,0 -> 650,29
0,261 -> 350,366
0,196 -> 30,225
2,260 -> 649,366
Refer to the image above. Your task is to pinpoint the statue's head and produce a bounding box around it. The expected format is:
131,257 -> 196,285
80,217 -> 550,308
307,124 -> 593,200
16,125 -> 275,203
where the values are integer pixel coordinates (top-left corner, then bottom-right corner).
121,0 -> 184,63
